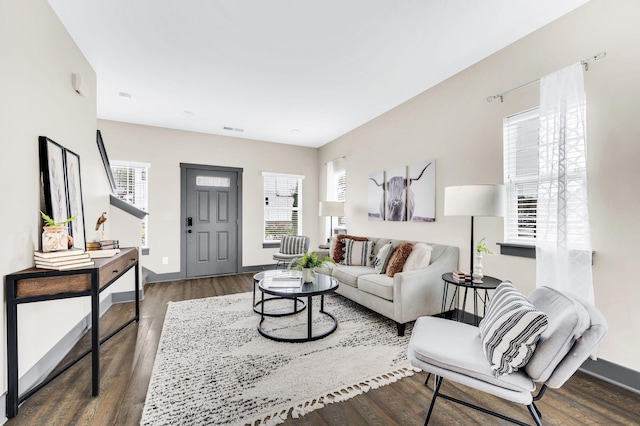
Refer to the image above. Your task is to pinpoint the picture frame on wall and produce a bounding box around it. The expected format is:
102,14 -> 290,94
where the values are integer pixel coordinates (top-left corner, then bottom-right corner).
65,148 -> 87,250
385,167 -> 407,221
39,136 -> 70,224
408,160 -> 436,222
368,170 -> 385,220
97,129 -> 117,193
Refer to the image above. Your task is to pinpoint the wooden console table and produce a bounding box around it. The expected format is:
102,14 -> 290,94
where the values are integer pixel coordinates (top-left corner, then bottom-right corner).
4,247 -> 140,418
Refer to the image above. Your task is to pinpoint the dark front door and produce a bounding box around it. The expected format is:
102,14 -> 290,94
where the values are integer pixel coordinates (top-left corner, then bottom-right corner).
184,165 -> 240,278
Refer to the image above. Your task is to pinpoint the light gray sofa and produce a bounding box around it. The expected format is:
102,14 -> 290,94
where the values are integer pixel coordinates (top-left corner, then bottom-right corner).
317,237 -> 459,336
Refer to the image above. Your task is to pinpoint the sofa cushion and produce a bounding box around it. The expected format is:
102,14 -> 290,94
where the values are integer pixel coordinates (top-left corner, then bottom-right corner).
403,243 -> 433,272
358,274 -> 394,301
341,239 -> 373,266
386,242 -> 413,277
524,286 -> 591,382
479,282 -> 548,377
373,242 -> 394,274
331,265 -> 375,288
409,316 -> 535,393
332,234 -> 369,263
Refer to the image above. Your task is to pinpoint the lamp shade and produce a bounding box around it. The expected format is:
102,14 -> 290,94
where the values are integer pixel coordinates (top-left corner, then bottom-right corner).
444,185 -> 505,217
319,201 -> 344,217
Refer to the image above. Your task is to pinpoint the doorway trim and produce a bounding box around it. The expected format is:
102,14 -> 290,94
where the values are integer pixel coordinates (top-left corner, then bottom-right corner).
180,163 -> 243,279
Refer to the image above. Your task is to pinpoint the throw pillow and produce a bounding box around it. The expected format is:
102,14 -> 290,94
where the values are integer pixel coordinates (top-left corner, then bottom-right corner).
402,243 -> 433,272
479,281 -> 549,377
332,234 -> 369,263
385,242 -> 413,277
373,242 -> 394,274
280,235 -> 306,255
341,239 -> 373,266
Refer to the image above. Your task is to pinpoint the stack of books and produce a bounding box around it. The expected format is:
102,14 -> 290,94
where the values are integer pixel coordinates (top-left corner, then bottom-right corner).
267,272 -> 302,288
452,270 -> 471,282
86,240 -> 119,251
34,249 -> 94,270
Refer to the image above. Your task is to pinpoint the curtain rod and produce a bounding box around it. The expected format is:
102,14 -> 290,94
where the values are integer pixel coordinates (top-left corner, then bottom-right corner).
324,156 -> 346,165
486,51 -> 606,103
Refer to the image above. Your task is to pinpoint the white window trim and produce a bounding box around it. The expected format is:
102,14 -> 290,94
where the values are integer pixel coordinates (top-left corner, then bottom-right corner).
111,160 -> 150,248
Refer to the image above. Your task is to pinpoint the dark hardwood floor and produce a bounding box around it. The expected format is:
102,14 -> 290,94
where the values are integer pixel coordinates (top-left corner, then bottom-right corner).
6,273 -> 640,425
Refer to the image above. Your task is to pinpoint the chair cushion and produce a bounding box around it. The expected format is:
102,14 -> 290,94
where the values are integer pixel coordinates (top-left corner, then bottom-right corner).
409,316 -> 535,393
402,242 -> 433,272
341,239 -> 373,266
280,236 -> 306,255
358,274 -> 394,301
373,242 -> 394,274
478,282 -> 548,377
386,242 -> 413,277
524,286 -> 591,382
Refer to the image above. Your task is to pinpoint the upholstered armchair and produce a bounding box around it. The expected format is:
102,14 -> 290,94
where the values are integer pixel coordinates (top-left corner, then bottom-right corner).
272,235 -> 310,269
407,283 -> 607,425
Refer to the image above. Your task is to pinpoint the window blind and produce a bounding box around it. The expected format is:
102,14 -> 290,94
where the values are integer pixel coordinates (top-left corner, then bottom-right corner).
111,161 -> 150,247
263,173 -> 303,242
503,108 -> 539,244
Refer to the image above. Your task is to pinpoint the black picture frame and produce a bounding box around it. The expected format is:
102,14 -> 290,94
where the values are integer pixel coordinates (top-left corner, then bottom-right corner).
65,148 -> 87,250
97,130 -> 117,192
39,136 -> 70,224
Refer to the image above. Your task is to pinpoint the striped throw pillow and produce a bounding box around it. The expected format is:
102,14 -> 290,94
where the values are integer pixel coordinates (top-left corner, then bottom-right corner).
479,281 -> 548,376
341,239 -> 373,266
280,236 -> 306,255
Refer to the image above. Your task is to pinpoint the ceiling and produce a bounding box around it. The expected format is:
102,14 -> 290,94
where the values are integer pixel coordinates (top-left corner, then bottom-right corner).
48,0 -> 588,148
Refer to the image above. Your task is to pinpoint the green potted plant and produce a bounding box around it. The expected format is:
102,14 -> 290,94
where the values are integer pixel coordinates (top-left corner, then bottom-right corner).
290,251 -> 334,282
40,211 -> 76,252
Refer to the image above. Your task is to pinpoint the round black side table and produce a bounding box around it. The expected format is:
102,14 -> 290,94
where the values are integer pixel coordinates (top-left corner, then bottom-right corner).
441,273 -> 502,326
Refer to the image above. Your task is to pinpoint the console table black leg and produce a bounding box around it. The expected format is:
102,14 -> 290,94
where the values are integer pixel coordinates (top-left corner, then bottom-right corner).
134,261 -> 140,321
91,273 -> 100,396
6,277 -> 19,418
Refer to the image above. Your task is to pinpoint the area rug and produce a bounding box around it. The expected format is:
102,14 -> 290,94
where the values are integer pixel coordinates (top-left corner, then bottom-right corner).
141,291 -> 417,426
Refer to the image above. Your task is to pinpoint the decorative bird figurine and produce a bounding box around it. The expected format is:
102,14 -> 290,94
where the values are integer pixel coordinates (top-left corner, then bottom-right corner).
95,212 -> 107,231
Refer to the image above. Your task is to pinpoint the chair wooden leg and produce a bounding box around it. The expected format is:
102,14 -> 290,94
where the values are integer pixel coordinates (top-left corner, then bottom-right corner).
424,375 -> 443,425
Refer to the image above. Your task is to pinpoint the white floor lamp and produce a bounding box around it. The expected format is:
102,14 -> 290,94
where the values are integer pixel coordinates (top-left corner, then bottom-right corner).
444,184 -> 505,279
319,201 -> 345,243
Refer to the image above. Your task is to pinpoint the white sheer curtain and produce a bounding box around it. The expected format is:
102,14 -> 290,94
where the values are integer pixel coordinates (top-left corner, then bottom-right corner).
536,62 -> 594,304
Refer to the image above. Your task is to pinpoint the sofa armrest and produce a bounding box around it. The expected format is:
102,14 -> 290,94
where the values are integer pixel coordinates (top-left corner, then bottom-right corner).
392,245 -> 459,323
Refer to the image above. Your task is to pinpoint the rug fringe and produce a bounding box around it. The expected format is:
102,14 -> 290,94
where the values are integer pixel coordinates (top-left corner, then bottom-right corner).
247,365 -> 420,425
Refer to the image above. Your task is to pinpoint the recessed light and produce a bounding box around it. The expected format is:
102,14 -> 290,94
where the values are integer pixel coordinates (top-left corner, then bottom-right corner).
118,92 -> 132,100
223,126 -> 244,132
291,129 -> 301,134
182,110 -> 194,117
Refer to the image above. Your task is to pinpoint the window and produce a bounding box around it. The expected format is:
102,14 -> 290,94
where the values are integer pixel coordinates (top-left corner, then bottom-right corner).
111,161 -> 150,247
327,160 -> 346,230
263,172 -> 304,242
503,108 -> 539,245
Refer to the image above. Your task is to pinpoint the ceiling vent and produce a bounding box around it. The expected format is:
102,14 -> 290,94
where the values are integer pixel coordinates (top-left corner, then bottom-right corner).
223,126 -> 244,132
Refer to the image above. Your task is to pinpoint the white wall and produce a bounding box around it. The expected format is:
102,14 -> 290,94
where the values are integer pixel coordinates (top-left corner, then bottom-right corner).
0,0 -> 133,391
97,120 -> 319,274
319,0 -> 640,372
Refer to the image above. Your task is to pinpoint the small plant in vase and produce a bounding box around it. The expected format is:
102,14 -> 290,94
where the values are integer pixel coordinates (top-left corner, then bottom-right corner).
40,211 -> 76,252
290,251 -> 334,283
473,238 -> 494,283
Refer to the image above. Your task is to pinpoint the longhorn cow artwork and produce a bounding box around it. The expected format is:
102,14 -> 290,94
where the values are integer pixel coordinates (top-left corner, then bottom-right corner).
368,160 -> 435,222
368,170 -> 385,220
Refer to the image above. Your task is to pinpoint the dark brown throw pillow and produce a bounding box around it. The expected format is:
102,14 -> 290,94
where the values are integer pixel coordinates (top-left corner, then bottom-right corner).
386,242 -> 414,277
332,234 -> 369,263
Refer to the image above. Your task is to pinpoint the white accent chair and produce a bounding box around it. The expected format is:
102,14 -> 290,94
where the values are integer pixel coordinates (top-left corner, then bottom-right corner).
272,235 -> 309,269
407,286 -> 607,425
